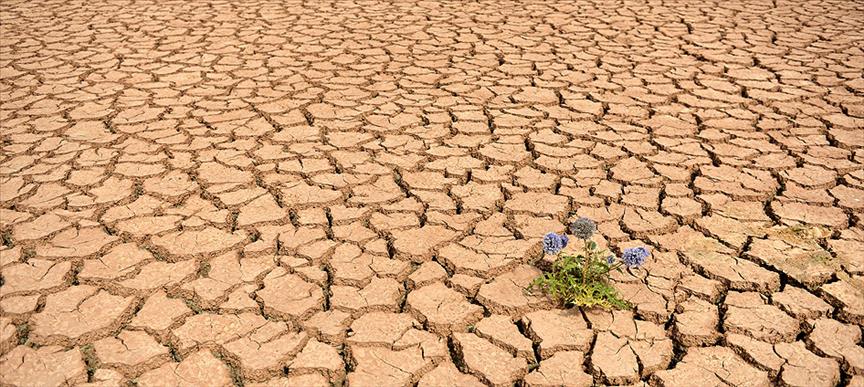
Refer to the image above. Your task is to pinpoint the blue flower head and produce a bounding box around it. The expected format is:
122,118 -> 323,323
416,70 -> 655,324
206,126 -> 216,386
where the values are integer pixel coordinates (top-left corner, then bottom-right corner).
606,255 -> 616,265
621,246 -> 649,267
542,232 -> 568,255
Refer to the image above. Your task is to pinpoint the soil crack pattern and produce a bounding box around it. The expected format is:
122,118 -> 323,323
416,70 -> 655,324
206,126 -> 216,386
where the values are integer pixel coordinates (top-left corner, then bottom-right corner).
0,0 -> 863,386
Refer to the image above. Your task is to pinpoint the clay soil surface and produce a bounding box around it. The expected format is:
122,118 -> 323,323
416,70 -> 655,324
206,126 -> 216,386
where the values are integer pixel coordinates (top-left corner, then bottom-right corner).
1,0 -> 863,386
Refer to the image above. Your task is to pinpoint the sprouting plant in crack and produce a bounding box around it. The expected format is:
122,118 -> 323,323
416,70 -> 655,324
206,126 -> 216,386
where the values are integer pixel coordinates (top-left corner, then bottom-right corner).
1,230 -> 13,248
80,344 -> 100,381
527,217 -> 649,310
16,323 -> 29,345
184,298 -> 203,314
20,248 -> 35,263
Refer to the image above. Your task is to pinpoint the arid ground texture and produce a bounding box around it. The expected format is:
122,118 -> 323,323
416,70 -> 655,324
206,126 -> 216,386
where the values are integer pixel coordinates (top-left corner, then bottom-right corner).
1,0 -> 863,386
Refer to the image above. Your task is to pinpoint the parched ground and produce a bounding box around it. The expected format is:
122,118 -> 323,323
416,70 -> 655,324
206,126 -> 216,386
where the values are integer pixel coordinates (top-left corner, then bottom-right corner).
1,0 -> 863,386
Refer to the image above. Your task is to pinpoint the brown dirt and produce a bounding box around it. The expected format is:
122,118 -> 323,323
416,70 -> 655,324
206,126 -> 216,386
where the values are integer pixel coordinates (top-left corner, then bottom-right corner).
1,0 -> 863,385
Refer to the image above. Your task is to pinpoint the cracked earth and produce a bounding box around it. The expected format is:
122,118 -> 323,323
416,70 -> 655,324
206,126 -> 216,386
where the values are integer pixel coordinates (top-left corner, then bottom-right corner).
0,0 -> 863,386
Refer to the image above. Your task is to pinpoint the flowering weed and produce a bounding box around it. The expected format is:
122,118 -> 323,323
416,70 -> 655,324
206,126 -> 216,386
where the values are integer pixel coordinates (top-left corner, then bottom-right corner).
529,218 -> 649,310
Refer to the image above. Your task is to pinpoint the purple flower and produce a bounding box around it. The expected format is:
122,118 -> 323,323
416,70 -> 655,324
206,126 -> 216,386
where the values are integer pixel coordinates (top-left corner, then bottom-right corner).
542,232 -> 568,255
606,255 -> 616,265
569,217 -> 596,240
621,246 -> 649,267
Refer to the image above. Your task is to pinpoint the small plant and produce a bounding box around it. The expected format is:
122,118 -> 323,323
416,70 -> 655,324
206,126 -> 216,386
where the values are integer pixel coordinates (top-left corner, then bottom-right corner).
528,217 -> 650,310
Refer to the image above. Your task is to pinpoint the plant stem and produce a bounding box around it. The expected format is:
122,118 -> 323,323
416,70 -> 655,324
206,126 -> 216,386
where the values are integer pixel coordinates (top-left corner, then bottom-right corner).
582,239 -> 590,285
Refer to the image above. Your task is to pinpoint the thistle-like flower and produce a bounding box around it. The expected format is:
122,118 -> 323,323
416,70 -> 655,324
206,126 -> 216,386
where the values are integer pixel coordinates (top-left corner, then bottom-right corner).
542,232 -> 568,255
621,246 -> 649,267
606,255 -> 616,265
569,217 -> 596,240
